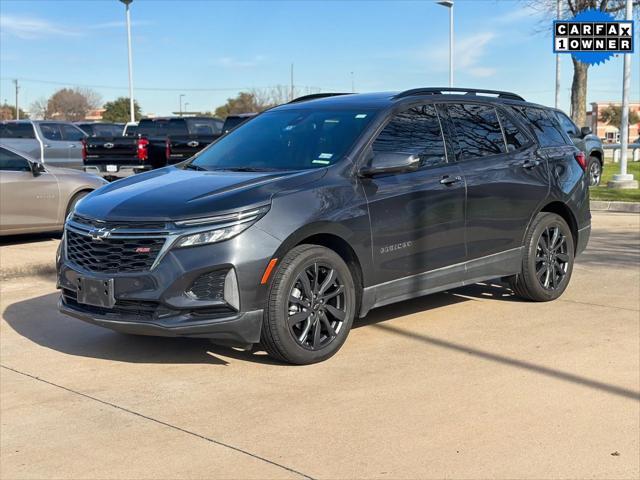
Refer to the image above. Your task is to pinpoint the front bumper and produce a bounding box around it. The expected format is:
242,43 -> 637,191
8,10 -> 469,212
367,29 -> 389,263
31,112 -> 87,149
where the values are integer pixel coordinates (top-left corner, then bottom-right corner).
57,223 -> 281,345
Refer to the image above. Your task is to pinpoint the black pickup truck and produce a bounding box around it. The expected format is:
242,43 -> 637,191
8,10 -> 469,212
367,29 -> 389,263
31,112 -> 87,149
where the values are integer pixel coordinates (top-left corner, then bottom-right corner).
82,117 -> 223,180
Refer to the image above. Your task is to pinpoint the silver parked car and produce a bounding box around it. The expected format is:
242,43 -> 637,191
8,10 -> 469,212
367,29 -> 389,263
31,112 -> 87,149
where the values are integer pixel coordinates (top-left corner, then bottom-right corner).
0,144 -> 107,236
0,120 -> 87,170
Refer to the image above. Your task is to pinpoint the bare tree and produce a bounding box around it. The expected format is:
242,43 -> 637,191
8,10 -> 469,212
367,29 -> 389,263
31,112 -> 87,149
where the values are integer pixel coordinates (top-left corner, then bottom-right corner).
33,87 -> 102,121
527,0 -> 639,126
30,97 -> 50,119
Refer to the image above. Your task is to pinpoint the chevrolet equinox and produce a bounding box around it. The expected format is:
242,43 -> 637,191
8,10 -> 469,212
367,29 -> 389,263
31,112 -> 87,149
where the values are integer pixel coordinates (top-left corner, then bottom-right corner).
57,88 -> 591,364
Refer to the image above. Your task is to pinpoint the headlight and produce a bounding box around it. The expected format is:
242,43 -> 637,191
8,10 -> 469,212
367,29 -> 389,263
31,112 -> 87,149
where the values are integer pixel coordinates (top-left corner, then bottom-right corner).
174,205 -> 269,248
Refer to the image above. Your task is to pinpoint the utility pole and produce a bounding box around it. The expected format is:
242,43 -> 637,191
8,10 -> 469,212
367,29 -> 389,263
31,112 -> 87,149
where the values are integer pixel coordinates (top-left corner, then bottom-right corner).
13,79 -> 19,120
290,63 -> 294,101
608,0 -> 638,189
554,0 -> 561,109
120,0 -> 135,124
179,94 -> 185,117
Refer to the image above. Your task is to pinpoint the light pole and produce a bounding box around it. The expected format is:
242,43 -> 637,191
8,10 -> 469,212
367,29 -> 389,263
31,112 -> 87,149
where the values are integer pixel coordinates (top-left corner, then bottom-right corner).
437,1 -> 454,87
179,94 -> 185,117
608,0 -> 638,189
350,71 -> 355,93
184,102 -> 190,115
119,0 -> 135,124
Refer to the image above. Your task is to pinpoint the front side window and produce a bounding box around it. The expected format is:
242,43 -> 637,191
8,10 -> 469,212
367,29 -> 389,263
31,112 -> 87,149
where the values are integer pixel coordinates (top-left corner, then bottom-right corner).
555,111 -> 579,137
0,123 -> 35,139
515,107 -> 568,148
0,147 -> 31,171
372,104 -> 446,168
39,123 -> 63,141
447,104 -> 506,160
191,109 -> 374,171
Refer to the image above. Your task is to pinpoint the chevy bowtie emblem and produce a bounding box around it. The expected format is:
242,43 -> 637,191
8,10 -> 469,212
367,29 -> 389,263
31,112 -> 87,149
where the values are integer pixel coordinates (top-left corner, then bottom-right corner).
187,140 -> 199,148
88,227 -> 112,241
104,142 -> 115,149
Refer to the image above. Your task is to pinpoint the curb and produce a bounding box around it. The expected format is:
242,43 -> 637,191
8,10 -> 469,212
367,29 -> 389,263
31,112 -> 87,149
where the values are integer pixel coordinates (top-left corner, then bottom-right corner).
591,201 -> 640,213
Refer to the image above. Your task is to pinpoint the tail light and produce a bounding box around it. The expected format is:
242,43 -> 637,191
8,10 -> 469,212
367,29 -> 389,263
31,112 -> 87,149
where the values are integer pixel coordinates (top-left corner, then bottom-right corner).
81,138 -> 87,163
574,151 -> 587,171
165,137 -> 171,161
137,137 -> 149,161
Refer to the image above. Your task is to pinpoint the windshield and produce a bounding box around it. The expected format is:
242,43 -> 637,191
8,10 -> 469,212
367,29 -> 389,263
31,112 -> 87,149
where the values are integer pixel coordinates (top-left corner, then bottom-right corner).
190,109 -> 375,171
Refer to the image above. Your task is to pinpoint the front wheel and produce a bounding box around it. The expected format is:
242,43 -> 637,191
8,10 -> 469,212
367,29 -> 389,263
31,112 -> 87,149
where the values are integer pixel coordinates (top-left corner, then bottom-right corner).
261,245 -> 356,365
587,157 -> 602,186
510,212 -> 575,302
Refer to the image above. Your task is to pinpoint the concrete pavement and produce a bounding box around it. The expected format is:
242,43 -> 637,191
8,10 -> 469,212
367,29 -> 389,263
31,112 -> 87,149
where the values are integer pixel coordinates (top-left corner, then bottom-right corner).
1,212 -> 638,479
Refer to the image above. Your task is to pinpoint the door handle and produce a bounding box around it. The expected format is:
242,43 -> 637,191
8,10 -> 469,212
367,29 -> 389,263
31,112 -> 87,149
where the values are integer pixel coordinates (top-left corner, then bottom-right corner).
69,144 -> 77,148
522,159 -> 541,169
44,144 -> 51,148
440,175 -> 462,186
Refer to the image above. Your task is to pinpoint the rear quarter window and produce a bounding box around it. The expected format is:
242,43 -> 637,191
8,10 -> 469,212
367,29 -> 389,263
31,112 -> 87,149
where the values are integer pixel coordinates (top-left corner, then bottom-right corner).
514,107 -> 569,148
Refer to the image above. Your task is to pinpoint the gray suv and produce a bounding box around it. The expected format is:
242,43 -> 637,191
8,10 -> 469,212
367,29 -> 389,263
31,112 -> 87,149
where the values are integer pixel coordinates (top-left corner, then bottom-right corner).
0,120 -> 87,170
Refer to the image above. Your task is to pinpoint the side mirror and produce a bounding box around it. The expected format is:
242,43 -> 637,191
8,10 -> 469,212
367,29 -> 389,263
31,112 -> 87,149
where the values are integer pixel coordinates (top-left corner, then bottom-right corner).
30,161 -> 46,177
580,126 -> 592,137
359,152 -> 420,177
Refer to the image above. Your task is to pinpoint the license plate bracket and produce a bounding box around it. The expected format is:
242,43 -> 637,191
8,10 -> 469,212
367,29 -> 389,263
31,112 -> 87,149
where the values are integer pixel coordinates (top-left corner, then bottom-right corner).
77,277 -> 115,308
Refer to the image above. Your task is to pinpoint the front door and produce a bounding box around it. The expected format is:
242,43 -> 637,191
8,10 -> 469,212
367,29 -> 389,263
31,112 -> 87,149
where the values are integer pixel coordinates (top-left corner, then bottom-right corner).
361,103 -> 466,292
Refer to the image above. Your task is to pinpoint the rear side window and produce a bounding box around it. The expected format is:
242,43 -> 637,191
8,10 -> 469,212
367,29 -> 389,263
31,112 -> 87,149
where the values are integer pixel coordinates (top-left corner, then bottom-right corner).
39,123 -> 63,141
447,104 -> 505,159
60,124 -> 86,141
497,111 -> 529,151
515,107 -> 568,147
0,147 -> 31,171
186,119 -> 222,135
0,123 -> 35,139
373,104 -> 447,168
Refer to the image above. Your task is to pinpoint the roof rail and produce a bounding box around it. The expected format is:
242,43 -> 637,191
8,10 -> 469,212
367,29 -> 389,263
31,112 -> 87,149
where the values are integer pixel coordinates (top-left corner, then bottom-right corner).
288,93 -> 352,104
393,88 -> 525,102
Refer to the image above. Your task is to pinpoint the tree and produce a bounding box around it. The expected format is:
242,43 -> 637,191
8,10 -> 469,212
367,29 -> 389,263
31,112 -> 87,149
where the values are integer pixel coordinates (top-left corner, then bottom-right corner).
38,87 -> 102,121
0,103 -> 29,120
101,97 -> 142,123
214,85 -> 322,118
528,0 -> 639,126
600,104 -> 640,128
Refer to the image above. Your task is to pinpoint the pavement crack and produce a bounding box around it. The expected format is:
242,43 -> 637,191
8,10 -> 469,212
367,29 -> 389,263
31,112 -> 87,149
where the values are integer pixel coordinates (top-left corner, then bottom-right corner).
557,298 -> 639,312
1,364 -> 315,480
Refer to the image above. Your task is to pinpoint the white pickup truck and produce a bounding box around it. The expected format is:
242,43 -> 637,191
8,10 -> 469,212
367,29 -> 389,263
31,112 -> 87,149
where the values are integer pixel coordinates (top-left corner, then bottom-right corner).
0,120 -> 87,169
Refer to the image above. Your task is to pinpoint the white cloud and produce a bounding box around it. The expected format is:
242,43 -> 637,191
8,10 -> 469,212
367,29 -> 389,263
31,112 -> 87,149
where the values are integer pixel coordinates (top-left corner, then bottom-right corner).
422,31 -> 498,78
213,55 -> 266,69
0,14 -> 80,39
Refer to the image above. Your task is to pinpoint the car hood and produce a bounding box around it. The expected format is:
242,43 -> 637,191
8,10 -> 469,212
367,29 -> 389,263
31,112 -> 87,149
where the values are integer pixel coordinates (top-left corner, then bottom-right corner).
75,166 -> 326,222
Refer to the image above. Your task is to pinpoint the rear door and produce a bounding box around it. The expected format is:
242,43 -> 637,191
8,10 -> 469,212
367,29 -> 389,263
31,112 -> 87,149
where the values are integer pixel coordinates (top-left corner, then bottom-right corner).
446,102 -> 549,271
0,147 -> 60,233
38,122 -> 71,168
362,103 -> 466,288
60,123 -> 86,169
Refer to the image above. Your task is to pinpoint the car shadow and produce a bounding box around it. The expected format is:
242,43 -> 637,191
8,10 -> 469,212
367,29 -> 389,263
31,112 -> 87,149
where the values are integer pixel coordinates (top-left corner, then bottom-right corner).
2,282 -> 506,366
0,232 -> 61,246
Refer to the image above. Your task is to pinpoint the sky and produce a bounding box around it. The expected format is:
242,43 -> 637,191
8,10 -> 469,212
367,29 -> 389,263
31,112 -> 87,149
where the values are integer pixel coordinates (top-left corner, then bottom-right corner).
0,0 -> 637,117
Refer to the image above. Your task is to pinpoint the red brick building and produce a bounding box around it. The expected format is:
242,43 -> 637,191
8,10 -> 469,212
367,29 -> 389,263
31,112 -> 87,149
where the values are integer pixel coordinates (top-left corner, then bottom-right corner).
587,102 -> 640,143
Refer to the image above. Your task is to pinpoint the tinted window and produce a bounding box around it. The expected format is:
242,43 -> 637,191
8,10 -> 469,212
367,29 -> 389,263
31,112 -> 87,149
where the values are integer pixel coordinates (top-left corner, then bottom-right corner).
137,119 -> 189,137
515,107 -> 568,147
554,111 -> 578,137
373,104 -> 446,167
61,124 -> 86,141
223,116 -> 253,133
123,124 -> 138,137
39,123 -> 63,141
0,147 -> 31,171
79,123 -> 121,137
186,118 -> 221,135
191,109 -> 374,171
448,104 -> 505,159
0,123 -> 35,139
498,111 -> 529,151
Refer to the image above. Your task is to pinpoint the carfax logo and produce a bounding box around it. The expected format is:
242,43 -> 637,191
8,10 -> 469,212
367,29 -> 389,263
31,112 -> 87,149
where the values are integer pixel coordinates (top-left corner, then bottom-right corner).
553,8 -> 634,65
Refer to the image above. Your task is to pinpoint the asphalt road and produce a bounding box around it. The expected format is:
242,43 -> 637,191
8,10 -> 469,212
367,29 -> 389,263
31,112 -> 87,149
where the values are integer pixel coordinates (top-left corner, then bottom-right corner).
1,212 -> 638,479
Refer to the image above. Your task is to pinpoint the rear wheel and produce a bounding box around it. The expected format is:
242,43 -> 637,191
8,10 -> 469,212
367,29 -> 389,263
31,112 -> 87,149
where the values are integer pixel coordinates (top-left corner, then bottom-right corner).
261,245 -> 356,365
587,157 -> 602,186
510,212 -> 575,302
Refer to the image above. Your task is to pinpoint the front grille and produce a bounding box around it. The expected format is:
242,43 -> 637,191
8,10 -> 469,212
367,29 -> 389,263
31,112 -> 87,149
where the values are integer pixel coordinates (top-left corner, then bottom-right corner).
71,213 -> 168,231
66,230 -> 165,273
187,270 -> 227,301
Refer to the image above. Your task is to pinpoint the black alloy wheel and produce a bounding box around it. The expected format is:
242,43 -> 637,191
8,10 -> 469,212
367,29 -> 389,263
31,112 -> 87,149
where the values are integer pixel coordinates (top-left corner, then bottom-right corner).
535,225 -> 570,290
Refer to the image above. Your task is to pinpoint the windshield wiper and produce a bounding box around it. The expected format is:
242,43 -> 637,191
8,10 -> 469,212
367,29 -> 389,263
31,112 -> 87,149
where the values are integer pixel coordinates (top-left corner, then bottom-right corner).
184,163 -> 208,171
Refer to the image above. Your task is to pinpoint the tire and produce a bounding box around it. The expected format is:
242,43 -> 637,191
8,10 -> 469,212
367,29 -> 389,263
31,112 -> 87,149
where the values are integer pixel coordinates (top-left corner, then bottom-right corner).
261,244 -> 356,365
509,212 -> 575,302
587,157 -> 602,186
65,190 -> 90,219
